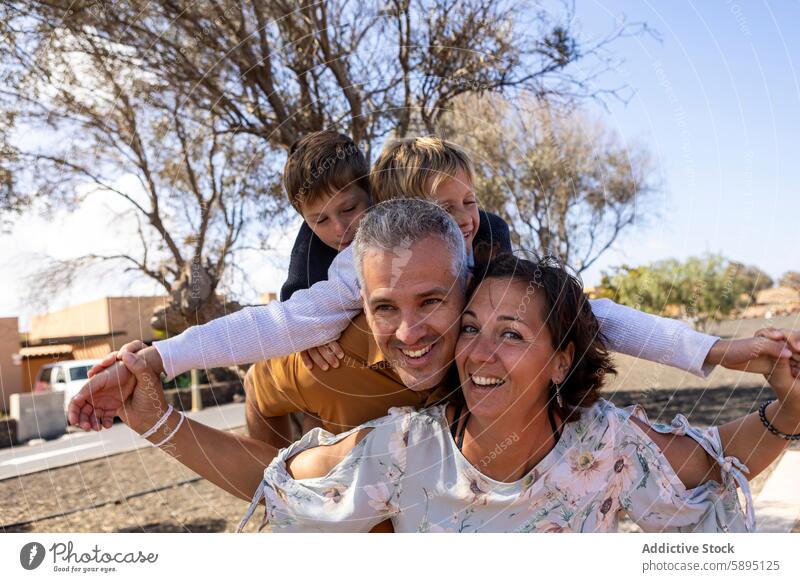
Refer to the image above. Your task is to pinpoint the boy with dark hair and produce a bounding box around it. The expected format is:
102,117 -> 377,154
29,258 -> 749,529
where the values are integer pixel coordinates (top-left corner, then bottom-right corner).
280,131 -> 371,300
279,131 -> 371,370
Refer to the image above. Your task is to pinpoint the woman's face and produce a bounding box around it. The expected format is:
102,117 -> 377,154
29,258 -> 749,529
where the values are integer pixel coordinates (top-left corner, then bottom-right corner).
455,278 -> 574,420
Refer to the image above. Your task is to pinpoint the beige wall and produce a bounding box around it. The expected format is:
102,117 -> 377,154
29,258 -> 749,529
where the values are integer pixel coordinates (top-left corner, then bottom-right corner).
29,298 -> 111,342
0,317 -> 22,413
28,296 -> 167,346
106,296 -> 168,348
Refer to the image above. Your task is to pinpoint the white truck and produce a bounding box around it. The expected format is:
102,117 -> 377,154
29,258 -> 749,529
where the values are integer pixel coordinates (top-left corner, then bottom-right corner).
33,359 -> 102,410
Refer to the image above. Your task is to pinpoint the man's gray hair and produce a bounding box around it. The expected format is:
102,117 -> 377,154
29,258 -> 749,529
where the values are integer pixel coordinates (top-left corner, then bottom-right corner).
353,198 -> 468,289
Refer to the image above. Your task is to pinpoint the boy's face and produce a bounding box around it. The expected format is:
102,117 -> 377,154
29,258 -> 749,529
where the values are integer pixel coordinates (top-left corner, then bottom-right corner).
428,167 -> 481,252
301,185 -> 370,251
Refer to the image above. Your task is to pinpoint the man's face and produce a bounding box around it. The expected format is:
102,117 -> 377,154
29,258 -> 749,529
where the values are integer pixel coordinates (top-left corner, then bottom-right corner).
301,185 -> 370,251
360,236 -> 466,391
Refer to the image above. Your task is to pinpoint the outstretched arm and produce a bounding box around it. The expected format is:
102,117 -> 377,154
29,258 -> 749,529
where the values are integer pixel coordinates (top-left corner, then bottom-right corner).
716,330 -> 800,478
154,245 -> 361,379
70,246 -> 362,431
115,351 -> 278,502
590,298 -> 794,376
633,329 -> 800,488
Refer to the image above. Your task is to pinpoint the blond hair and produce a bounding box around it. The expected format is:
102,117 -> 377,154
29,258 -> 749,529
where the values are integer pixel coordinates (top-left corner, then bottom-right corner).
369,136 -> 475,202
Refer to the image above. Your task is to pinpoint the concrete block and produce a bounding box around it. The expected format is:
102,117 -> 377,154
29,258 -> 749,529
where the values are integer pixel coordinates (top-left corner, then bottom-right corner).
10,392 -> 67,442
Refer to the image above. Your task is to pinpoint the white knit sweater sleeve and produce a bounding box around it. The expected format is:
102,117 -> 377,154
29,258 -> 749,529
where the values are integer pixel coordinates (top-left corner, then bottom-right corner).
589,298 -> 719,378
153,246 -> 362,379
152,247 -> 718,380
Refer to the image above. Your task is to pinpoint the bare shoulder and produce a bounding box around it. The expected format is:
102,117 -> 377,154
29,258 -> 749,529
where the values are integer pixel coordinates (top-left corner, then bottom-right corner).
629,416 -> 721,488
286,428 -> 374,480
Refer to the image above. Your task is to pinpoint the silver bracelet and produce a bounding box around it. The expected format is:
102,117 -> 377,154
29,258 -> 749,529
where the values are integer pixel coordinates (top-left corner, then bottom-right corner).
139,404 -> 173,439
152,411 -> 185,448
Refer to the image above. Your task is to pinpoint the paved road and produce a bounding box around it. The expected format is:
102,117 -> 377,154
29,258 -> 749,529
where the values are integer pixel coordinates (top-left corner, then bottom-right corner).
0,403 -> 245,481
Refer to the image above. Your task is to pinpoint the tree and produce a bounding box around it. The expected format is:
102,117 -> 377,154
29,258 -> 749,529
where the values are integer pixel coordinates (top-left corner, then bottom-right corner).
727,261 -> 773,301
780,271 -> 800,291
441,94 -> 657,272
0,27 -> 281,332
1,0 -> 651,331
600,255 -> 759,331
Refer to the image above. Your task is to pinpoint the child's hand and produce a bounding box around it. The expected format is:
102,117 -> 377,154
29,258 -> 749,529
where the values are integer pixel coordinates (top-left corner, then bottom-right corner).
300,341 -> 344,371
720,328 -> 800,377
87,340 -> 147,378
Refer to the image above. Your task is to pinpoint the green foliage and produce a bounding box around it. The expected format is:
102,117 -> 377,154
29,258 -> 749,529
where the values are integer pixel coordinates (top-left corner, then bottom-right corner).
600,255 -> 761,330
727,262 -> 773,301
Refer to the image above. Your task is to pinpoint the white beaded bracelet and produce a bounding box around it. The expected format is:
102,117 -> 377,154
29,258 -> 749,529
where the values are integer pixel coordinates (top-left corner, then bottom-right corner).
152,411 -> 185,448
139,404 -> 173,439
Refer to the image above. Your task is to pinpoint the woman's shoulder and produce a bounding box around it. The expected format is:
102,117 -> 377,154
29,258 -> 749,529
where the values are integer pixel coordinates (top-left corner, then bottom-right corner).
387,403 -> 450,432
585,399 -> 723,460
580,397 -> 660,428
565,398 -> 650,449
280,406 -> 432,480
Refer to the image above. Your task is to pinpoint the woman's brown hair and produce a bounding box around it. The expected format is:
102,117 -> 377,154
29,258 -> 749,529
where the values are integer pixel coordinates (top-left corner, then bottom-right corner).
469,253 -> 616,423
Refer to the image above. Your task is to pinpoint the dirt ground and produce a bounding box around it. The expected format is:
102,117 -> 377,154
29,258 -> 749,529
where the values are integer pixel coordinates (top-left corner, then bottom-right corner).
2,384 -> 794,534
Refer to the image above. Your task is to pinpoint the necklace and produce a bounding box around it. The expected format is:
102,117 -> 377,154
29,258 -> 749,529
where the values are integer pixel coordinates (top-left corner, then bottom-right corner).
450,403 -> 562,476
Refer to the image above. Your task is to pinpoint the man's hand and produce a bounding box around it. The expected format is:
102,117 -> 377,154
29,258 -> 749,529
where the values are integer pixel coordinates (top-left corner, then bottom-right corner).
299,340 -> 344,371
705,329 -> 800,377
68,341 -> 164,431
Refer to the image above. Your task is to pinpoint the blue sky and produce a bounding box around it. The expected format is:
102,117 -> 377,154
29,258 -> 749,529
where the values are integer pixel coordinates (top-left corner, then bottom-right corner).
572,1 -> 799,286
0,1 -> 797,326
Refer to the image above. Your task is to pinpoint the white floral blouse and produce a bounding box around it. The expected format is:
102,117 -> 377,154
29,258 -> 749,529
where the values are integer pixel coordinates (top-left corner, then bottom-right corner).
238,399 -> 754,533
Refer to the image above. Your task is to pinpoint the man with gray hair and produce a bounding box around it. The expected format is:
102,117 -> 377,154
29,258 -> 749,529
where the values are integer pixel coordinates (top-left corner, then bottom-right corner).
243,198 -> 472,446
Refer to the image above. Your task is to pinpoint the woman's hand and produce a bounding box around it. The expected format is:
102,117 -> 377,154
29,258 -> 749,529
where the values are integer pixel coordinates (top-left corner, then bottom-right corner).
717,329 -> 800,479
759,330 -> 800,417
68,363 -> 134,432
68,341 -> 165,432
116,351 -> 171,436
726,328 -> 800,418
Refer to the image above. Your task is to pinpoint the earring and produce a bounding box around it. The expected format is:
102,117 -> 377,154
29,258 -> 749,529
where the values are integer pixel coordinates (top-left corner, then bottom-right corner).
554,382 -> 563,409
